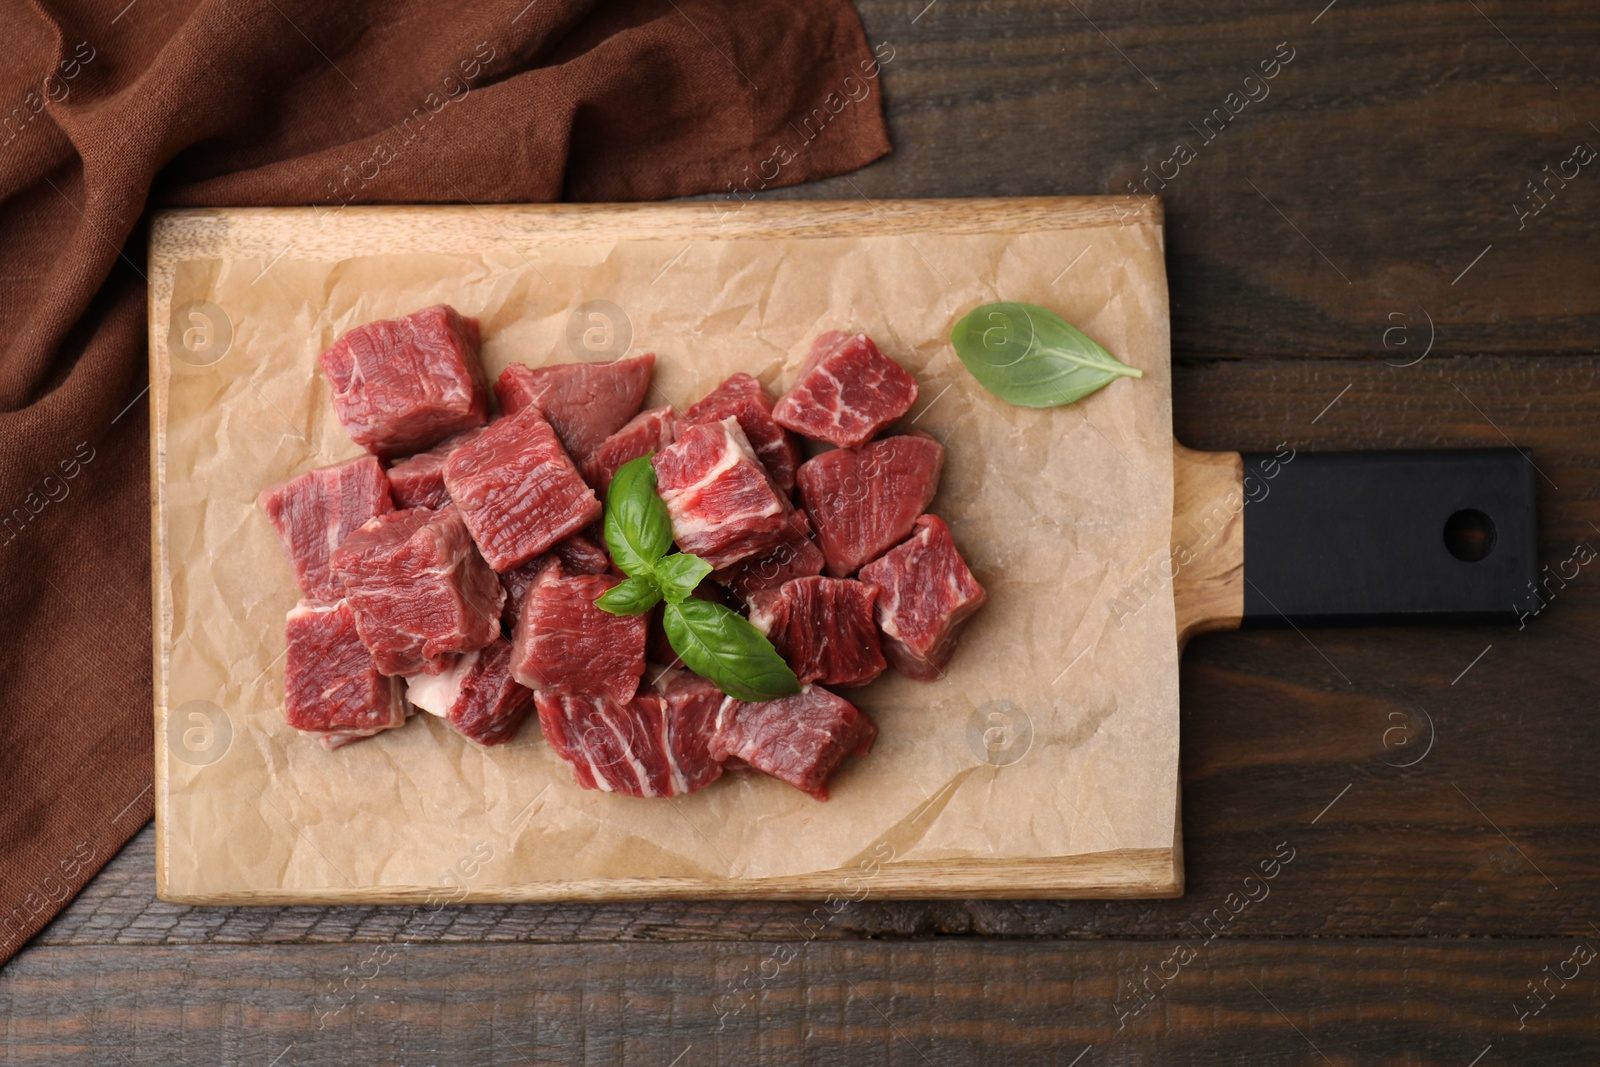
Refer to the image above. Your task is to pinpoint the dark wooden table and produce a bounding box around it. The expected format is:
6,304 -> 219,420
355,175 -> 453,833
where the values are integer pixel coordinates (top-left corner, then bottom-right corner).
6,1 -> 1599,1063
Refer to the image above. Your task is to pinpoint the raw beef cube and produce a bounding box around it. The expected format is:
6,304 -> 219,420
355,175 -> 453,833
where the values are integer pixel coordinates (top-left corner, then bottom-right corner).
329,506 -> 505,676
443,406 -> 602,571
498,554 -> 565,631
497,533 -> 612,631
858,514 -> 988,681
385,428 -> 485,510
406,638 -> 534,746
709,686 -> 876,800
646,603 -> 679,670
535,667 -> 722,797
796,432 -> 944,577
652,417 -> 793,569
535,676 -> 722,797
284,599 -> 405,744
535,692 -> 661,795
681,373 -> 803,495
319,304 -> 489,458
511,573 -> 647,705
581,405 -> 676,492
386,454 -> 447,511
712,507 -> 826,598
258,455 -> 394,599
650,667 -> 727,795
550,530 -> 611,576
747,577 -> 885,688
496,533 -> 608,631
493,354 -> 654,461
771,332 -> 918,448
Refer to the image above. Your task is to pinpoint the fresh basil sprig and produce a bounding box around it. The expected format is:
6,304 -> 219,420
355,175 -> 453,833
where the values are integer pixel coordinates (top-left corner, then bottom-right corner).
594,455 -> 801,703
654,552 -> 713,602
601,455 -> 674,577
663,599 -> 802,703
950,301 -> 1142,408
594,575 -> 662,615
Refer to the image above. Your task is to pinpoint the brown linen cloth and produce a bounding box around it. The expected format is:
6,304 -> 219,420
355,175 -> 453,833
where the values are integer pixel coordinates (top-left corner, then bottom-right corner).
0,0 -> 890,965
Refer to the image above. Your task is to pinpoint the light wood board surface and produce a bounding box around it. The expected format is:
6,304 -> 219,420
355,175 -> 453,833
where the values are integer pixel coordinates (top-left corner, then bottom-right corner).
148,198 -> 1241,903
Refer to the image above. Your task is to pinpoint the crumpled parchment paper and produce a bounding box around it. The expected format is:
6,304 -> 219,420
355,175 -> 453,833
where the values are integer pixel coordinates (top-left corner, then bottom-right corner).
152,201 -> 1177,901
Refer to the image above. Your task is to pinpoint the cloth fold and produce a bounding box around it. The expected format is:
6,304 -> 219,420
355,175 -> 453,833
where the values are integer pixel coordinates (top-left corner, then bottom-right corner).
0,0 -> 889,965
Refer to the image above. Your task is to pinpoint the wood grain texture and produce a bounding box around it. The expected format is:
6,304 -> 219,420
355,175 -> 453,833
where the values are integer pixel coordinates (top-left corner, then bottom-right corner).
811,0 -> 1600,361
1171,445 -> 1244,647
4,940 -> 1599,1065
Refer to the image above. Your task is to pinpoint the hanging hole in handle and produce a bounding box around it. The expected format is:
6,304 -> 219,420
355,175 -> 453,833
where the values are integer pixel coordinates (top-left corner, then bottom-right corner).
1444,509 -> 1497,562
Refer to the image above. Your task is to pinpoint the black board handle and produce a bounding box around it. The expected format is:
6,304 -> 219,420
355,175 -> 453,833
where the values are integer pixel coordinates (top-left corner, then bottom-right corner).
1239,448 -> 1539,624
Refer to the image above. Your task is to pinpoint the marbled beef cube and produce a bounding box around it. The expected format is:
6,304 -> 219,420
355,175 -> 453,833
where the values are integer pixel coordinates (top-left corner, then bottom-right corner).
712,507 -> 825,599
405,638 -> 534,746
535,671 -> 724,797
493,354 -> 654,462
443,406 -> 602,571
536,691 -> 663,795
258,455 -> 394,599
709,686 -> 876,800
535,664 -> 725,797
772,332 -> 917,448
681,373 -> 802,495
796,432 -> 944,577
581,405 -> 676,492
284,599 -> 406,745
329,506 -> 504,676
385,427 -> 485,510
318,304 -> 489,458
511,572 -> 647,706
747,576 -> 885,688
652,417 -> 793,570
858,514 -> 988,681
649,667 -> 727,795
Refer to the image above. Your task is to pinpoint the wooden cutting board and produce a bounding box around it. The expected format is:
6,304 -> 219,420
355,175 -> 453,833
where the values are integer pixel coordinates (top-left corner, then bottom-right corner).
149,198 -> 1244,904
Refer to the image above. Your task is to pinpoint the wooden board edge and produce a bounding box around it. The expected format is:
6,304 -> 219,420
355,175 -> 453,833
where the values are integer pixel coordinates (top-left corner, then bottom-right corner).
1171,444 -> 1245,647
148,238 -> 173,902
1169,770 -> 1186,897
1166,443 -> 1242,900
155,848 -> 1180,905
147,196 -> 1162,264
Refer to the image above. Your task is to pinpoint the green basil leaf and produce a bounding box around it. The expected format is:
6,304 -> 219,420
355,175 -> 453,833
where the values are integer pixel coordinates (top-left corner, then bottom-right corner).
595,574 -> 663,616
663,599 -> 801,703
654,553 -> 713,606
604,454 -> 673,579
950,301 -> 1143,408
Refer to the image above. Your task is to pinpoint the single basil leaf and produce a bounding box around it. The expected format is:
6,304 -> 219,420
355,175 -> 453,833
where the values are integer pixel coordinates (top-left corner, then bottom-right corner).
604,454 -> 673,578
654,553 -> 713,606
663,599 -> 801,703
595,574 -> 663,616
950,301 -> 1143,408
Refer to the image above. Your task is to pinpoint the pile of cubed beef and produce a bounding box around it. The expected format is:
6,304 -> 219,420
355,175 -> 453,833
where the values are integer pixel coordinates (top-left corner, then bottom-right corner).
260,305 -> 987,801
